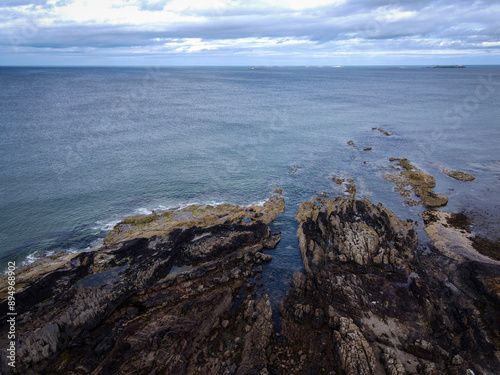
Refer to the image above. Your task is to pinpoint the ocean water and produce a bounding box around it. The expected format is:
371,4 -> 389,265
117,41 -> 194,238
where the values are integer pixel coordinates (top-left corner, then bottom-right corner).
1,66 -> 499,303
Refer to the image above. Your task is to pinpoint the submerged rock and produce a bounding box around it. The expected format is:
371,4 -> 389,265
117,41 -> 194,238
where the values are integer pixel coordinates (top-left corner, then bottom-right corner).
332,177 -> 356,198
332,177 -> 345,185
372,127 -> 391,136
444,170 -> 475,181
384,158 -> 448,207
430,162 -> 476,181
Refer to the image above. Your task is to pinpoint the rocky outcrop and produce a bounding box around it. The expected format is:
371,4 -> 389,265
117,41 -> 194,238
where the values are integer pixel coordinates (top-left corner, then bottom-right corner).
2,194 -> 499,374
442,170 -> 475,181
384,158 -> 448,207
423,210 -> 500,265
331,177 -> 356,198
429,162 -> 476,181
280,197 -> 500,375
372,127 -> 391,136
0,197 -> 284,374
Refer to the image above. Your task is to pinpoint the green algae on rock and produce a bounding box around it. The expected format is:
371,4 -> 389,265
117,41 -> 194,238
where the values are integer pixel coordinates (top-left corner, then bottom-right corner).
430,162 -> 476,181
332,177 -> 356,197
104,195 -> 285,248
384,158 -> 448,207
443,169 -> 476,181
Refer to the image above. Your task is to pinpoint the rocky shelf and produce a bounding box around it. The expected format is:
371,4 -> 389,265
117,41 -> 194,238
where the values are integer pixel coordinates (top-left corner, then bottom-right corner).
1,196 -> 500,375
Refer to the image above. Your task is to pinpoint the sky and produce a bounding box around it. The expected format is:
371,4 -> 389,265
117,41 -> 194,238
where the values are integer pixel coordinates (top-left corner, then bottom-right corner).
0,0 -> 499,66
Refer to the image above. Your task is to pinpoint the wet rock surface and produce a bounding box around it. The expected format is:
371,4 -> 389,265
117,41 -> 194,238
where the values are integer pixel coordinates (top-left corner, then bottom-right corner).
0,198 -> 284,374
430,162 -> 476,181
280,197 -> 500,374
2,195 -> 500,374
372,127 -> 392,136
384,158 -> 448,207
423,210 -> 500,265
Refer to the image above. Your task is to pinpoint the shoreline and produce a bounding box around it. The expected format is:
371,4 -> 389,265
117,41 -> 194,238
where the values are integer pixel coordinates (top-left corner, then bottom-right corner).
1,193 -> 500,374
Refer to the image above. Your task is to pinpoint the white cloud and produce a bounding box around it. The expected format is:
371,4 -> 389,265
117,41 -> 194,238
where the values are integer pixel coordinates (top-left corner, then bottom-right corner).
481,41 -> 500,47
0,0 -> 499,65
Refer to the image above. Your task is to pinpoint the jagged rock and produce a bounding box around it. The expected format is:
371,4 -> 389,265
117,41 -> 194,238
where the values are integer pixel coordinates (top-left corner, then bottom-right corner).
1,195 -> 499,374
255,252 -> 273,263
381,347 -> 406,375
280,196 -> 500,375
333,317 -> 377,374
415,339 -> 434,352
236,295 -> 273,375
0,198 -> 285,374
296,196 -> 416,275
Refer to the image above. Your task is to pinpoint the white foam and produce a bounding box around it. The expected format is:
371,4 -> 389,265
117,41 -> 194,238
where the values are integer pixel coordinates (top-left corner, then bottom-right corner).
20,252 -> 40,267
135,207 -> 153,215
93,217 -> 122,232
90,196 -> 276,246
249,199 -> 269,207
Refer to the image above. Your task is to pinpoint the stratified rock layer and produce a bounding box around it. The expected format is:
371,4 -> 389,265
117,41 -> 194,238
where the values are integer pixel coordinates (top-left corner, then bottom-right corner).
0,197 -> 284,374
2,194 -> 500,375
280,197 -> 500,375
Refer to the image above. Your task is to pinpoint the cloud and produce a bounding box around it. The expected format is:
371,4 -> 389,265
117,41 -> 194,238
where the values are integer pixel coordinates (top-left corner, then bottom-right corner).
0,0 -> 499,65
0,0 -> 50,7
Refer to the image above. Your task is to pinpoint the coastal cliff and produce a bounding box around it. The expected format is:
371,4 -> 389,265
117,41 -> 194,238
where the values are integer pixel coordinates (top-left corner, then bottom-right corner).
1,195 -> 500,374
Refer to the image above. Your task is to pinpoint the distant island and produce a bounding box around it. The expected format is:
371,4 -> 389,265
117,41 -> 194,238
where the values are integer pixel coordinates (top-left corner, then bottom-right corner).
430,65 -> 466,68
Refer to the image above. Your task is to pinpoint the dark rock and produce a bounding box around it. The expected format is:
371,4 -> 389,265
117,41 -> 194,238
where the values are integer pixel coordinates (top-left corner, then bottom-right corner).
1,195 -> 499,375
0,199 -> 284,374
280,196 -> 500,375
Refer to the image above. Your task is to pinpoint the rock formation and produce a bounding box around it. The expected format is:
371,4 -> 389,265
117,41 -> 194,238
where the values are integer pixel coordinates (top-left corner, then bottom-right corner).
0,197 -> 284,374
280,197 -> 500,374
2,195 -> 500,374
384,158 -> 448,207
372,127 -> 391,136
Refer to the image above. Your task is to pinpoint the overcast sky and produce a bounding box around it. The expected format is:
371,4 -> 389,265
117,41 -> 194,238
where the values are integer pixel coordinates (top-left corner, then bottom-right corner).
1,0 -> 499,66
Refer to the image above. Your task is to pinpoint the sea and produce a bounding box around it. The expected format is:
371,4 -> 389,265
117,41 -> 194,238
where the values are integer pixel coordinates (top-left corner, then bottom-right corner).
1,66 -> 499,305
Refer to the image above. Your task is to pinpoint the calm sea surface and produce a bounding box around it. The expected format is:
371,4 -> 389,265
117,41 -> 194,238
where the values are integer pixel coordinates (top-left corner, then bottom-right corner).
1,66 -> 499,302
